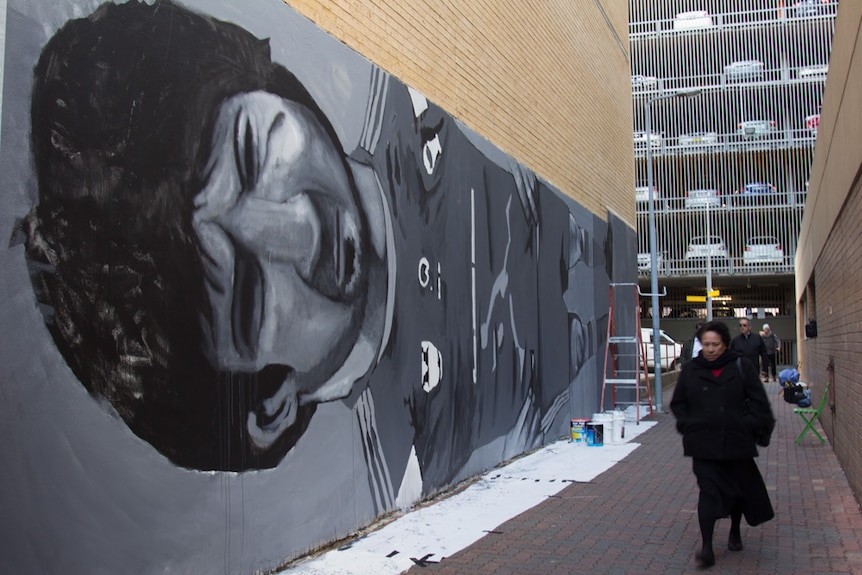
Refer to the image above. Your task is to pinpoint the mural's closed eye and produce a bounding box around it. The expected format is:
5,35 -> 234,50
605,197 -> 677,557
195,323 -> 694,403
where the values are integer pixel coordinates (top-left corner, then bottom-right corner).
235,111 -> 261,191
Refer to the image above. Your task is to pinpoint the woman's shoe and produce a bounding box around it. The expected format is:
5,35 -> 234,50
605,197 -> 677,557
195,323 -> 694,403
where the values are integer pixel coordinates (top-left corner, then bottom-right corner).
695,546 -> 715,568
728,532 -> 743,551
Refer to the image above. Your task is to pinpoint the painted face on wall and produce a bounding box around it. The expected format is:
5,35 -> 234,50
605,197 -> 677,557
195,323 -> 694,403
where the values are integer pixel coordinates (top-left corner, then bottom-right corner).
193,91 -> 369,400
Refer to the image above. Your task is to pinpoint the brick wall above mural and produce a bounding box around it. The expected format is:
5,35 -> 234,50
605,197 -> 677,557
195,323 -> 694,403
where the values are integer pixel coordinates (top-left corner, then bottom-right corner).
286,0 -> 636,223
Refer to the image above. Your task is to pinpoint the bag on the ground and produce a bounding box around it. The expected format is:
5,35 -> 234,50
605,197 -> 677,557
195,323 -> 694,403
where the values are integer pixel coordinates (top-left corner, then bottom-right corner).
783,384 -> 808,405
779,368 -> 808,405
778,368 -> 800,386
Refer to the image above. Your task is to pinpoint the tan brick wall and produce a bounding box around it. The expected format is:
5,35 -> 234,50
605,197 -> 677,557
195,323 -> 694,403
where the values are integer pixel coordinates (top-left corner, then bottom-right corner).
284,0 -> 636,225
804,179 -> 862,503
796,1 -> 862,505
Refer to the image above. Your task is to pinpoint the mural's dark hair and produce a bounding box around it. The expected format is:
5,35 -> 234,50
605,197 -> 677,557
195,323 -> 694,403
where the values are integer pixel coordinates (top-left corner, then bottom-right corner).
25,0 -> 328,470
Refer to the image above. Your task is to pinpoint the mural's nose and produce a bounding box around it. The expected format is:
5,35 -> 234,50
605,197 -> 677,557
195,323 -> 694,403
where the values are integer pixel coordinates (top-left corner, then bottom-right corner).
219,193 -> 321,277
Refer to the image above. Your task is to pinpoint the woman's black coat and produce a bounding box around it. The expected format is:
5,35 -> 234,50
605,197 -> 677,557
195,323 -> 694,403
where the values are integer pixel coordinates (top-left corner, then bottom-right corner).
670,350 -> 774,460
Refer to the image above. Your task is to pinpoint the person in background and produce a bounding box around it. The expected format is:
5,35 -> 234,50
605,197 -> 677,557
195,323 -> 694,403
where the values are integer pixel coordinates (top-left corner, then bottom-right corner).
761,324 -> 781,382
731,319 -> 768,382
680,321 -> 705,365
671,321 -> 775,568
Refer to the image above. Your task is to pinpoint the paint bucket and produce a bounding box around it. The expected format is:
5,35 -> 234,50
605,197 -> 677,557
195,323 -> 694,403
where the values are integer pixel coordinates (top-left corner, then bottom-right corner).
586,422 -> 604,446
570,418 -> 590,443
612,410 -> 625,443
591,412 -> 613,445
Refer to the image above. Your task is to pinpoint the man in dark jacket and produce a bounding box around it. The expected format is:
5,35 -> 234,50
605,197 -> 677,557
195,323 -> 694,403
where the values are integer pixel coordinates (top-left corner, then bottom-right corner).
761,323 -> 782,382
731,319 -> 767,381
680,321 -> 704,366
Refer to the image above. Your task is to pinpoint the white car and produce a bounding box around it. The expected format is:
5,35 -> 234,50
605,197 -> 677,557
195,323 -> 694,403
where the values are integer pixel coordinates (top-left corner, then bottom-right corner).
724,60 -> 765,80
684,188 -> 722,209
743,235 -> 784,265
798,64 -> 828,80
640,328 -> 683,371
634,131 -> 662,148
636,187 -> 668,212
684,235 -> 729,265
635,185 -> 657,203
679,131 -> 718,147
673,10 -> 713,31
631,75 -> 658,90
637,251 -> 666,273
738,119 -> 776,138
793,0 -> 832,17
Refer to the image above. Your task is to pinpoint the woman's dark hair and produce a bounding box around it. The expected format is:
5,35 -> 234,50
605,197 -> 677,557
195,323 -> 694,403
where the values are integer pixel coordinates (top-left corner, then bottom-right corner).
24,0 -> 349,470
697,320 -> 732,347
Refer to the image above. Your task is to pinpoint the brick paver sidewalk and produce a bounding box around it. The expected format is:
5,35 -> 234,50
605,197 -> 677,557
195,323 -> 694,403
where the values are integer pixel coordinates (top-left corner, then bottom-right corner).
407,381 -> 862,574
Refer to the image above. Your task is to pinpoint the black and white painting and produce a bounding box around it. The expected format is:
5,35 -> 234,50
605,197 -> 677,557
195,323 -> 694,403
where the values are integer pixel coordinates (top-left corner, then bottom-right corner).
0,0 -> 634,572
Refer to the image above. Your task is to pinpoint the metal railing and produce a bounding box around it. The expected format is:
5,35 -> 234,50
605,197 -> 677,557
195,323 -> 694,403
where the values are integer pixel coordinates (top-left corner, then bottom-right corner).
629,0 -> 833,351
629,2 -> 838,40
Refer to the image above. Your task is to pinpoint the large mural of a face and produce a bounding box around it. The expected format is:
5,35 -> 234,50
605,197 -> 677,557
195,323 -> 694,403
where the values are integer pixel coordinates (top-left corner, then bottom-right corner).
18,0 -> 620,481
23,0 -> 395,471
14,0 -> 624,516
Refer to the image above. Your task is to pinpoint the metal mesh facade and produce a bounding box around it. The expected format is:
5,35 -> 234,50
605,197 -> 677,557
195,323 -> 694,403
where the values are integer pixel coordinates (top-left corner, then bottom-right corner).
630,1 -> 835,329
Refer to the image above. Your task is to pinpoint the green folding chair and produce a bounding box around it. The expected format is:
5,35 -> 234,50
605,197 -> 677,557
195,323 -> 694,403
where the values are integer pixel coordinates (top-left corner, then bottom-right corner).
794,380 -> 830,445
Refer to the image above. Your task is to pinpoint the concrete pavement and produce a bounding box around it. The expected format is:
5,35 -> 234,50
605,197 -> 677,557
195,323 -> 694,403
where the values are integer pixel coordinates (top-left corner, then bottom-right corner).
406,380 -> 862,574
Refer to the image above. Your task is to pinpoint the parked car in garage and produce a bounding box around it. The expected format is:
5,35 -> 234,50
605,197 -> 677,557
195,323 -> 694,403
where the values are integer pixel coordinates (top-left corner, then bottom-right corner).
637,250 -> 667,273
806,113 -> 821,135
679,131 -> 719,148
734,182 -> 779,205
738,119 -> 776,138
635,185 -> 668,211
640,328 -> 684,371
684,188 -> 722,209
743,235 -> 784,265
673,10 -> 713,31
712,307 -> 736,318
634,131 -> 662,148
632,75 -> 658,90
793,0 -> 832,18
724,60 -> 765,80
684,235 -> 729,267
798,64 -> 828,80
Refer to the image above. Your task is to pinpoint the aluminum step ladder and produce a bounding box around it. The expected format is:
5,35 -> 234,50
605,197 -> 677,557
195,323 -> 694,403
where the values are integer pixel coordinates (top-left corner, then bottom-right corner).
600,283 -> 653,423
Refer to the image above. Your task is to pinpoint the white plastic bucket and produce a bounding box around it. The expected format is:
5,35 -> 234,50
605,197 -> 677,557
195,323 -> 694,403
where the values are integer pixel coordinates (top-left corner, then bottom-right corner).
591,412 -> 613,445
612,410 -> 625,443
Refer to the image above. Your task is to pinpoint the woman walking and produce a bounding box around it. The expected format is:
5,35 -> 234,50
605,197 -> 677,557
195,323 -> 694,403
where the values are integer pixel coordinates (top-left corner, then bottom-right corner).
670,321 -> 775,568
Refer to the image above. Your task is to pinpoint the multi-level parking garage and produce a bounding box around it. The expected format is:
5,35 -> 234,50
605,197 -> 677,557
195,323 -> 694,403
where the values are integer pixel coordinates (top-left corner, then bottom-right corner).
629,0 -> 836,363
